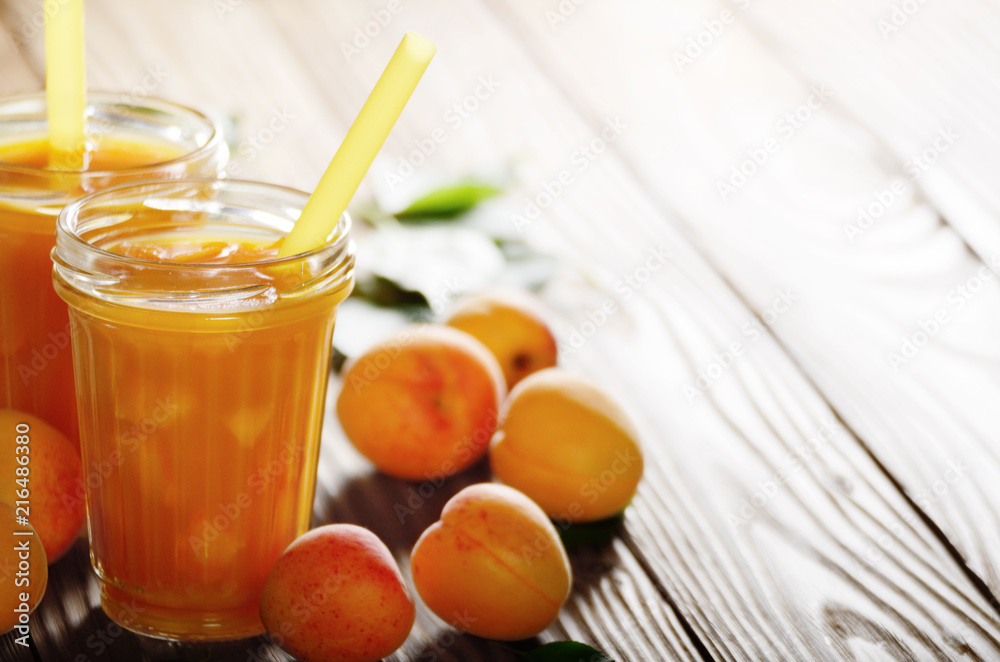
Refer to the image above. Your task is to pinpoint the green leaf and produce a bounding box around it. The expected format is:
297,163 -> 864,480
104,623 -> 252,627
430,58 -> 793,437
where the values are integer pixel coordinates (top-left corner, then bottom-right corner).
355,226 -> 505,312
351,275 -> 431,312
330,345 -> 348,374
523,641 -> 615,662
557,514 -> 624,549
396,182 -> 501,221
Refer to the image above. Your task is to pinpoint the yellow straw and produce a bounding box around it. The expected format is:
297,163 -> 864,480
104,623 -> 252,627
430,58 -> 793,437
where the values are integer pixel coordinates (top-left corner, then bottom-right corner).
279,32 -> 436,257
45,0 -> 87,170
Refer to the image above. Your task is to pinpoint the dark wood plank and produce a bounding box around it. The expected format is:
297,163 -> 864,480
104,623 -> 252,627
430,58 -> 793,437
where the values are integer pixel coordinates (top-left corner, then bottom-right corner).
0,1 -> 701,660
361,0 -> 1000,658
740,0 -> 1000,262
287,0 -> 1000,657
314,405 -> 702,662
730,0 -> 1000,598
5,0 -> 1000,660
483,0 -> 1000,611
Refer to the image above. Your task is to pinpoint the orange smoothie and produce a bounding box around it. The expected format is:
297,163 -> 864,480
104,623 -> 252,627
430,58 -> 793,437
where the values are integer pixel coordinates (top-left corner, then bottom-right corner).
0,137 -> 184,446
0,94 -> 227,448
52,179 -> 354,640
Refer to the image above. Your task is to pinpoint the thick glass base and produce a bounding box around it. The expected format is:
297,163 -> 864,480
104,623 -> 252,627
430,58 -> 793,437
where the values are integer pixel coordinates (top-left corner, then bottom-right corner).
101,583 -> 266,642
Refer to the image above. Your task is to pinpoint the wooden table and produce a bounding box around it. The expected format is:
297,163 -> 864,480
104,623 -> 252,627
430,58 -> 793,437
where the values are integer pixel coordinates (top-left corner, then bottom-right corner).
4,0 -> 1000,659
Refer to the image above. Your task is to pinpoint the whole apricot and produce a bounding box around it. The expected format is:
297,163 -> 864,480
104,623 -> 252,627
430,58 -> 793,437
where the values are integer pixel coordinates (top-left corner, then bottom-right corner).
0,409 -> 86,561
0,502 -> 48,635
410,483 -> 571,640
490,369 -> 643,522
336,325 -> 505,480
260,524 -> 415,662
446,290 -> 557,389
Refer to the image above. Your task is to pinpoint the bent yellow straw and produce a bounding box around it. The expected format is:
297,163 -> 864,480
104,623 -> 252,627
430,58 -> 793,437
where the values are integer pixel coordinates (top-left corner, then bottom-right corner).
279,32 -> 436,257
45,0 -> 87,169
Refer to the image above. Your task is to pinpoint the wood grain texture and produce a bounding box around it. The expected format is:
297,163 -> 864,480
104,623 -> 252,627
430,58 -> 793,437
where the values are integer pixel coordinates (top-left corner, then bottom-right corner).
741,0 -> 1000,262
0,15 -> 39,95
0,2 -> 700,660
483,0 -> 1000,610
2,0 -> 1000,660
730,0 -> 1000,599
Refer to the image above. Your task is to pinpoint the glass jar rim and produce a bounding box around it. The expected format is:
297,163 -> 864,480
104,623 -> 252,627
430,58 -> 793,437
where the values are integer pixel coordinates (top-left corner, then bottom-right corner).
56,177 -> 352,268
0,91 -> 225,179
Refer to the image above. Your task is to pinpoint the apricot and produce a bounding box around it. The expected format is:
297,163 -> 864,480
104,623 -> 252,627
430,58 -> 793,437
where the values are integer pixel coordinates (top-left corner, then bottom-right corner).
0,502 -> 48,635
410,483 -> 571,640
445,290 -> 557,389
0,409 -> 86,562
490,369 -> 643,522
259,524 -> 414,662
336,325 -> 505,480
